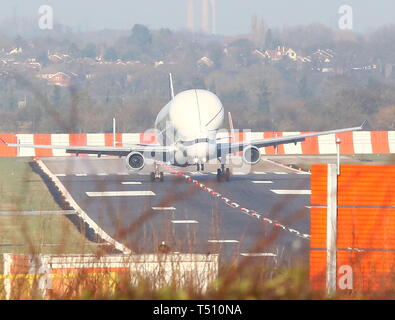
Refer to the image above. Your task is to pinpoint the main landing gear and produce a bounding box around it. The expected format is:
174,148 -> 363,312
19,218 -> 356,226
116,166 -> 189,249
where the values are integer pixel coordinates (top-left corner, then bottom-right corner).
217,164 -> 231,182
150,162 -> 164,182
196,163 -> 205,171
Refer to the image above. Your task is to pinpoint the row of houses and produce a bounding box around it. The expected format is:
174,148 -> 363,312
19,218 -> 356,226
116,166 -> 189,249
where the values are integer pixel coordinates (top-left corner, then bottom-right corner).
252,46 -> 335,65
0,43 -> 386,91
36,72 -> 76,87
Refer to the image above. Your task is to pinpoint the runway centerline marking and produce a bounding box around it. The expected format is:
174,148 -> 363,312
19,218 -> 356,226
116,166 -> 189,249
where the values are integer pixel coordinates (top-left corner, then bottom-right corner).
208,240 -> 239,243
86,191 -> 155,197
233,172 -> 247,175
121,182 -> 142,185
55,174 -> 66,177
251,180 -> 273,184
97,173 -> 109,176
171,220 -> 199,224
152,207 -> 176,211
189,172 -> 205,175
75,173 -> 87,177
253,171 -> 267,175
240,253 -> 277,257
270,189 -> 311,195
273,172 -> 288,175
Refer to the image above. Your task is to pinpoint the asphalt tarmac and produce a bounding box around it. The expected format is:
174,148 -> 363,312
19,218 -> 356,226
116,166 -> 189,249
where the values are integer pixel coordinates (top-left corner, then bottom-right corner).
42,156 -> 312,266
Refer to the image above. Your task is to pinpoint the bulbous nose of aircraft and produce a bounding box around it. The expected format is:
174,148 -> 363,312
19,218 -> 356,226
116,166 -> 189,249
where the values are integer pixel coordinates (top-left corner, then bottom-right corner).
169,89 -> 224,137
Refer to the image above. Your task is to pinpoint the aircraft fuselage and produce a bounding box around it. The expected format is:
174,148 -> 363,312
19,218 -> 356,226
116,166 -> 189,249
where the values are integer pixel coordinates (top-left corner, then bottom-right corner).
154,89 -> 224,165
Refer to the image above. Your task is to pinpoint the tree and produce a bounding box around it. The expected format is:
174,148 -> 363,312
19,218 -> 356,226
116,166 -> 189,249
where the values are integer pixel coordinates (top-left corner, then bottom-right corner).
129,24 -> 152,47
104,47 -> 118,61
206,41 -> 224,68
256,79 -> 271,113
297,74 -> 310,99
14,35 -> 26,48
52,86 -> 61,108
82,43 -> 97,59
36,51 -> 49,65
279,24 -> 335,53
265,29 -> 275,49
121,50 -> 136,61
374,105 -> 395,129
68,42 -> 81,57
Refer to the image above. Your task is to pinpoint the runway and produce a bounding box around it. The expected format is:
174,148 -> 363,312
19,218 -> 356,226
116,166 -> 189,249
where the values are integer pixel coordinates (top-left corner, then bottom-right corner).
41,156 -> 312,266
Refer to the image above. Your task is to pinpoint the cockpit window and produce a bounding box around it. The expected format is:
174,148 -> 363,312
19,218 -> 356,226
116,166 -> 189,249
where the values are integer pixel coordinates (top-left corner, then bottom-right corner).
182,138 -> 211,146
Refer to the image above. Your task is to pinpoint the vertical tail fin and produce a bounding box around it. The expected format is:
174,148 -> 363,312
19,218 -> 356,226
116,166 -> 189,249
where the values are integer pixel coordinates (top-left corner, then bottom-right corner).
169,73 -> 175,100
228,112 -> 235,141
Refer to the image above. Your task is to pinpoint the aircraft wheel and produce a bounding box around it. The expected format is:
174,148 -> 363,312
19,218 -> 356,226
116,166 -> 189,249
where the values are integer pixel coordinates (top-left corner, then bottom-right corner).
225,168 -> 231,181
159,172 -> 164,182
150,172 -> 155,182
216,168 -> 222,182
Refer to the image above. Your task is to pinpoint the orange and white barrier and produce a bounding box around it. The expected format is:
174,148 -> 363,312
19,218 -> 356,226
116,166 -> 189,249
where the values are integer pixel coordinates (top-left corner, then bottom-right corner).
1,253 -> 218,299
310,164 -> 395,293
0,131 -> 394,157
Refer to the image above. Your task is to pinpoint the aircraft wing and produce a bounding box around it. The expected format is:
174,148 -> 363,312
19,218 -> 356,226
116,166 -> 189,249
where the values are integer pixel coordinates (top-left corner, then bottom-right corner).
217,121 -> 367,155
0,139 -> 171,157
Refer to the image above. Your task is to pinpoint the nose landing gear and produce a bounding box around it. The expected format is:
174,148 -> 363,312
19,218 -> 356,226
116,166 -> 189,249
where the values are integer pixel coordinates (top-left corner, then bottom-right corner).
150,162 -> 164,182
216,164 -> 231,182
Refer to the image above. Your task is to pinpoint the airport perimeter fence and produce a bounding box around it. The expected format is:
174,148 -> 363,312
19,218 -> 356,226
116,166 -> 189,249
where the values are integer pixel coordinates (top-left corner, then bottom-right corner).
1,131 -> 395,157
310,164 -> 395,295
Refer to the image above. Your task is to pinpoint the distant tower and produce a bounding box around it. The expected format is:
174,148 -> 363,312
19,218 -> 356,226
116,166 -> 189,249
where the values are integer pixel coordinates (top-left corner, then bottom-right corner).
187,0 -> 195,32
251,14 -> 266,48
201,0 -> 216,34
187,0 -> 216,34
210,0 -> 217,34
202,0 -> 210,33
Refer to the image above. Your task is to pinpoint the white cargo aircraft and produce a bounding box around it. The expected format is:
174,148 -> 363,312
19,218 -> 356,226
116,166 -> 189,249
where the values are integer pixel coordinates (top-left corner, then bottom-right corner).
2,74 -> 365,182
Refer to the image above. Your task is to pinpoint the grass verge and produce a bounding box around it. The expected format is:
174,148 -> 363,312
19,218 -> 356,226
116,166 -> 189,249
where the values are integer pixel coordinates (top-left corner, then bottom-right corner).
0,157 -> 100,254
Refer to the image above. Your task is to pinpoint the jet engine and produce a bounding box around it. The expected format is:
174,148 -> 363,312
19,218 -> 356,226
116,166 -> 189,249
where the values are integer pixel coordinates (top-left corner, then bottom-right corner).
126,152 -> 145,171
242,145 -> 261,165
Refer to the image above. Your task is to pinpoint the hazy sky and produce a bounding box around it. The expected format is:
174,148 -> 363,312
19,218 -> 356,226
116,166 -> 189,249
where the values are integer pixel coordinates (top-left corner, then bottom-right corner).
1,0 -> 394,35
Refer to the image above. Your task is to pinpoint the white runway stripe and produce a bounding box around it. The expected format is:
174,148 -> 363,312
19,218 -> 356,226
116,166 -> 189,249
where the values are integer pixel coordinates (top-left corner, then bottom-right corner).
273,172 -> 288,175
240,253 -> 277,257
117,173 -> 129,176
171,220 -> 199,224
121,182 -> 142,185
208,240 -> 239,243
97,173 -> 108,176
189,172 -> 204,175
271,189 -> 311,195
251,181 -> 273,184
233,172 -> 247,175
86,191 -> 155,197
152,207 -> 176,211
55,174 -> 66,177
75,174 -> 87,177
253,171 -> 266,175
